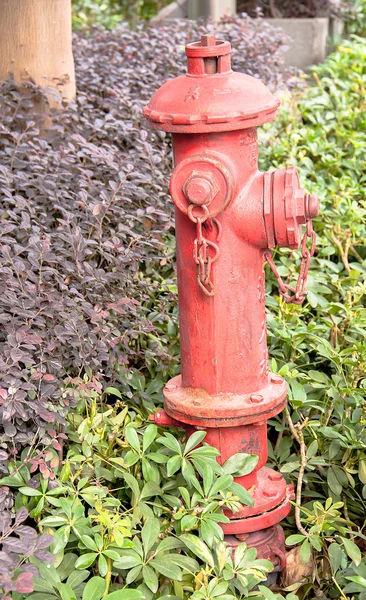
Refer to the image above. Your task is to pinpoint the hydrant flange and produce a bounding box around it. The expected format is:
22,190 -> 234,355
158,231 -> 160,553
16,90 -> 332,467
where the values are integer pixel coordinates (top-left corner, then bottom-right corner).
163,373 -> 287,427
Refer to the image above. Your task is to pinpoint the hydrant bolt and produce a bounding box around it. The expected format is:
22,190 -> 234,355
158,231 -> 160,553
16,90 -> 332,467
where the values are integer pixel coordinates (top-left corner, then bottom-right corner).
250,394 -> 263,404
270,374 -> 283,385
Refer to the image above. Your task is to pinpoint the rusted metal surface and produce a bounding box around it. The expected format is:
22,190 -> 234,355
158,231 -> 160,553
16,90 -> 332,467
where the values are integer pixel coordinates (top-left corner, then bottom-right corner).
226,525 -> 286,571
145,34 -> 318,573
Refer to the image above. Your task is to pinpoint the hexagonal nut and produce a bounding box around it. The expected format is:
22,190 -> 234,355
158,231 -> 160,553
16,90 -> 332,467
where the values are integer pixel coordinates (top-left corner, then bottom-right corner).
294,188 -> 306,225
183,171 -> 219,206
295,189 -> 319,224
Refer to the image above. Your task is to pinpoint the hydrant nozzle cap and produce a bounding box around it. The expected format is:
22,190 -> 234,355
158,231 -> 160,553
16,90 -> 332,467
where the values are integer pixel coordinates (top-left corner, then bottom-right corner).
143,34 -> 280,134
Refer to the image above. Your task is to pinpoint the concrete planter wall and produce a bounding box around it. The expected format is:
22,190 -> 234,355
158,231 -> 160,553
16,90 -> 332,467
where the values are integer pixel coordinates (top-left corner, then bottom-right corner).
264,17 -> 329,70
152,1 -> 342,70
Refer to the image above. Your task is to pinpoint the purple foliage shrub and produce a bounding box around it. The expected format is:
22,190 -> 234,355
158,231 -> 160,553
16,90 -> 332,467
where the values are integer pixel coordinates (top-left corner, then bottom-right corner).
0,507 -> 54,598
0,15 -> 288,460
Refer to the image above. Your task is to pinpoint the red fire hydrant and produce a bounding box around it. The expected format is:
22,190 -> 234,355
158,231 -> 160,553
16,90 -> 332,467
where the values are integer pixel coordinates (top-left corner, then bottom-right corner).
144,35 -> 318,573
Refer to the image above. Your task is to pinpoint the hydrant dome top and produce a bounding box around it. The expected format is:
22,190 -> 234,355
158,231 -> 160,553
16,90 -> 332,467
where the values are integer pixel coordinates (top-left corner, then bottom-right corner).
143,34 -> 280,134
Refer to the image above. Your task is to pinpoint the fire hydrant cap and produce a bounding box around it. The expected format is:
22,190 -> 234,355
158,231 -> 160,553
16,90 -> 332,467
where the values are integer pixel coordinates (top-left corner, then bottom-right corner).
143,35 -> 280,134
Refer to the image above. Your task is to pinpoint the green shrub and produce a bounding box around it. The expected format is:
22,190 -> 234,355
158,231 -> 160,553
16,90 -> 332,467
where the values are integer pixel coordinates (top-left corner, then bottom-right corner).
258,35 -> 366,597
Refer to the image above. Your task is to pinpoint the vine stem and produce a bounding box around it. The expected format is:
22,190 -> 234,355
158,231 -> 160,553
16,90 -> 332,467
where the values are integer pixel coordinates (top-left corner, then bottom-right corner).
332,575 -> 349,600
103,557 -> 113,597
285,407 -> 309,538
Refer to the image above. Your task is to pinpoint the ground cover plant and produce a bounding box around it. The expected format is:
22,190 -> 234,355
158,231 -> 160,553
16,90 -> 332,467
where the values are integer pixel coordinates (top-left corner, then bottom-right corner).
0,11 -> 365,600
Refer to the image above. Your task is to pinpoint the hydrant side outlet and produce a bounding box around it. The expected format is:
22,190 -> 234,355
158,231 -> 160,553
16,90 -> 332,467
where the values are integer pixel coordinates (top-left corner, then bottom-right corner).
144,34 -> 318,572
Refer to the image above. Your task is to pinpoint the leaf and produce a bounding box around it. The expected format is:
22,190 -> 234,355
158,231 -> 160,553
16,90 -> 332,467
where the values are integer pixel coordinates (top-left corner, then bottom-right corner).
300,539 -> 311,564
169,554 -> 199,572
66,570 -> 90,589
98,554 -> 108,578
150,555 -> 182,579
141,517 -> 160,554
258,585 -> 277,600
180,533 -> 214,567
142,424 -> 157,452
19,487 -> 42,497
341,537 -> 362,566
307,440 -> 318,458
345,576 -> 366,589
0,472 -> 27,487
309,535 -> 322,551
201,519 -> 222,546
166,454 -> 182,476
140,481 -> 161,499
75,553 -> 98,569
359,458 -> 366,484
156,537 -> 185,553
125,565 -> 142,585
229,482 -> 254,506
57,583 -> 77,600
123,473 -> 140,500
125,425 -> 140,453
104,387 -> 122,399
82,577 -> 106,600
15,507 -> 29,523
157,433 -> 182,454
222,453 -> 259,477
15,572 -> 34,594
184,430 -> 206,454
103,549 -> 121,561
80,535 -> 98,551
39,516 -> 68,527
209,474 -> 233,496
104,591 -> 143,600
142,564 -> 158,593
57,553 -> 77,581
180,514 -> 198,531
114,550 -> 142,569
327,467 -> 342,496
286,534 -> 306,546
50,527 -> 70,554
25,595 -> 56,600
328,542 -> 343,573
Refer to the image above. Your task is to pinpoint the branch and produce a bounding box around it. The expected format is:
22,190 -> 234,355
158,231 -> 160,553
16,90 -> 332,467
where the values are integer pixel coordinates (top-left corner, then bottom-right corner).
285,407 -> 309,537
349,245 -> 363,264
330,232 -> 350,273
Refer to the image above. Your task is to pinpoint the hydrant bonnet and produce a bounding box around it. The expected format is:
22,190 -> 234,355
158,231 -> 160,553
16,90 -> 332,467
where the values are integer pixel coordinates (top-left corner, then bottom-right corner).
143,35 -> 281,133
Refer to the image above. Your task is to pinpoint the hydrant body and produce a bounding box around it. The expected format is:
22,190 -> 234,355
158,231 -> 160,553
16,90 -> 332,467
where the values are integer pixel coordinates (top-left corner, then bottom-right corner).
144,35 -> 318,572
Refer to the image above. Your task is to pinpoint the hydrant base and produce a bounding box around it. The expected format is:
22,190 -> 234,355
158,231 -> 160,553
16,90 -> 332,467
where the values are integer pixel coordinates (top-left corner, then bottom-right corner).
222,482 -> 294,534
225,524 -> 286,571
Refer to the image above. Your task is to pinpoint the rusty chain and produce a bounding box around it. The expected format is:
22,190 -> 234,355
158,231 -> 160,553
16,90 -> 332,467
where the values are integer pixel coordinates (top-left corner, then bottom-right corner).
264,220 -> 316,305
187,204 -> 221,296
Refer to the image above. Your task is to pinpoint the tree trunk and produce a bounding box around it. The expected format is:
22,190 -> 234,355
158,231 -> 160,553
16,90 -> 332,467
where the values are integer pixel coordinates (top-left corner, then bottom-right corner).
0,0 -> 75,105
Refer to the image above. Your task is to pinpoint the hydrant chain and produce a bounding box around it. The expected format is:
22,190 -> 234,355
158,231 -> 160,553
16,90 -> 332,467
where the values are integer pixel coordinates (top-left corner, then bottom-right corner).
192,216 -> 220,296
264,219 -> 317,305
